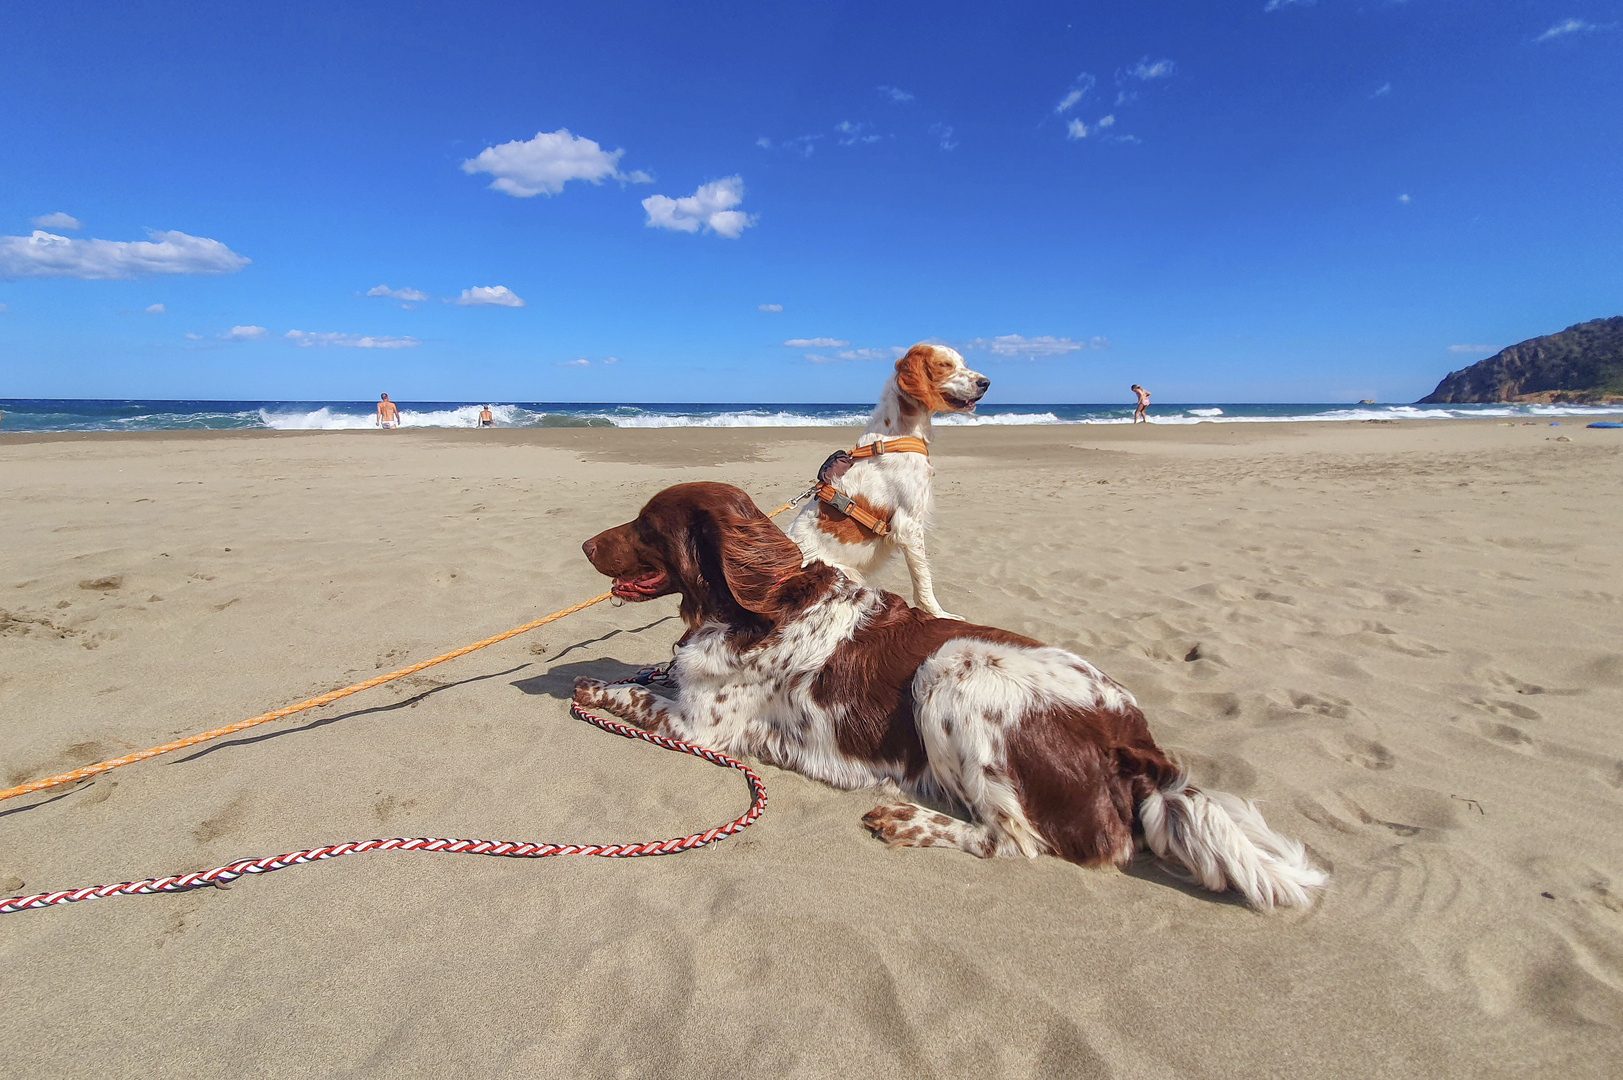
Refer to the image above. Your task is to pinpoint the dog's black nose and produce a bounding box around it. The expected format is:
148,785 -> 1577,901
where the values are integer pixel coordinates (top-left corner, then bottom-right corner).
974,377 -> 990,391
582,539 -> 597,560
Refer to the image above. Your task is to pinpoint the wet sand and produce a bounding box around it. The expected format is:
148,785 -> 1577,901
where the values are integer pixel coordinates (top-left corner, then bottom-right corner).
2,419 -> 1621,1077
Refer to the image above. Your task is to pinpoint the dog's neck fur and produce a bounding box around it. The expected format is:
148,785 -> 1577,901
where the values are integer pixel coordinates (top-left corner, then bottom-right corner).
862,376 -> 933,443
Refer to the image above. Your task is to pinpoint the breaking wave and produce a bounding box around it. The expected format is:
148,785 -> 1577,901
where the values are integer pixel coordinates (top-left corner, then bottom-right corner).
2,398 -> 1620,433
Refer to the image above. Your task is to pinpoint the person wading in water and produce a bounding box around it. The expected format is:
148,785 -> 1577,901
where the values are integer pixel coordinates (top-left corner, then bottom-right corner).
376,393 -> 400,428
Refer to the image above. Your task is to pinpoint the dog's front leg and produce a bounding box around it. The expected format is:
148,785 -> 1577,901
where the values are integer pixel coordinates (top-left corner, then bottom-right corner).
572,676 -> 681,736
899,532 -> 963,621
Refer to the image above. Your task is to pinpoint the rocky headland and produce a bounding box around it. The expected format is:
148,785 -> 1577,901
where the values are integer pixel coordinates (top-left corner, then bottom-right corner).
1420,316 -> 1623,404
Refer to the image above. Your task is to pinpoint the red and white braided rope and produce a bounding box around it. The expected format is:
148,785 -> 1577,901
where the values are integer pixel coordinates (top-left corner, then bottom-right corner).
1,701 -> 766,914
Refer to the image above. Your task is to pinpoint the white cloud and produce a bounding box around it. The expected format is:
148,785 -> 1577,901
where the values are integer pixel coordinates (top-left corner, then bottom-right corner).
758,303 -> 783,312
642,177 -> 755,239
559,358 -> 590,367
784,337 -> 848,348
1372,82 -> 1392,98
454,285 -> 525,307
804,346 -> 906,364
145,303 -> 165,315
1264,0 -> 1316,11
460,129 -> 650,198
963,334 -> 1109,358
835,120 -> 881,145
221,325 -> 267,340
185,332 -> 202,340
285,330 -> 419,349
0,229 -> 249,280
1398,193 -> 1412,204
1449,344 -> 1497,354
1067,118 -> 1089,140
1537,18 -> 1609,41
757,134 -> 820,158
603,356 -> 619,365
31,212 -> 81,230
1127,57 -> 1176,81
878,85 -> 915,103
1097,115 -> 1116,129
930,123 -> 959,150
1055,74 -> 1097,114
367,284 -> 429,302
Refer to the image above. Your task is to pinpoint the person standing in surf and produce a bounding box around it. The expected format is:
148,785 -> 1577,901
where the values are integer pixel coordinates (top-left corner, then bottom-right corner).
1132,384 -> 1150,424
376,393 -> 400,428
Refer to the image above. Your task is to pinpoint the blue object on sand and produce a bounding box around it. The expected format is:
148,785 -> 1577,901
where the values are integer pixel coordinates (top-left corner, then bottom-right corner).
1587,422 -> 1623,429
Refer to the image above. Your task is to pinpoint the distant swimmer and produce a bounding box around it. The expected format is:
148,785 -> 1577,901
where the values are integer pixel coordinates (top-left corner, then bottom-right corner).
1132,384 -> 1150,424
376,393 -> 400,428
478,406 -> 494,428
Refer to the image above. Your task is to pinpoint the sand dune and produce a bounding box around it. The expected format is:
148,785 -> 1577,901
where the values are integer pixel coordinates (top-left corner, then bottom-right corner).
2,420 -> 1620,1077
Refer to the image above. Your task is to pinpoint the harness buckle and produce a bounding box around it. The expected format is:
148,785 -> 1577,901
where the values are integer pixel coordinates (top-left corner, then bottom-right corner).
824,489 -> 856,515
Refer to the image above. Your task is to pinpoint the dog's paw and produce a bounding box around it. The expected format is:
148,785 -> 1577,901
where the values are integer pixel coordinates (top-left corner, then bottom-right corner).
861,803 -> 927,848
572,676 -> 608,705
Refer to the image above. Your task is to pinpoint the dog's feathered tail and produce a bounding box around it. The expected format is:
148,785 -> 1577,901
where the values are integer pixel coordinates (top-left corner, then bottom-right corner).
1138,775 -> 1327,911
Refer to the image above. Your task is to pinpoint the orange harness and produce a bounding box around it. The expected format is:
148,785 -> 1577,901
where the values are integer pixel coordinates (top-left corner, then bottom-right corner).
804,436 -> 930,538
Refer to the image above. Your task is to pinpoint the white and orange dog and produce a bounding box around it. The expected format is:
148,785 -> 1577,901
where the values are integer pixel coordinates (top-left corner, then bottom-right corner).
786,343 -> 988,621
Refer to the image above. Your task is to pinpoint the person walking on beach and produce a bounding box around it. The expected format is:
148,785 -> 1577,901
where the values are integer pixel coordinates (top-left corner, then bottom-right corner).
478,406 -> 494,427
1132,384 -> 1151,424
376,393 -> 400,428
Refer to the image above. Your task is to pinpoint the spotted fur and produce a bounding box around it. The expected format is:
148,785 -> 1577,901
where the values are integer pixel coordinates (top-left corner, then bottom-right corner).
578,483 -> 1327,911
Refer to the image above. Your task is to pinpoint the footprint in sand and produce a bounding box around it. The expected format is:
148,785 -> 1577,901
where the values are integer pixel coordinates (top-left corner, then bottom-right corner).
1192,691 -> 1243,719
193,796 -> 249,845
1341,735 -> 1396,771
1571,653 -> 1623,690
373,793 -> 419,823
1291,691 -> 1355,720
1470,697 -> 1542,722
77,575 -> 123,592
1477,720 -> 1534,747
1336,782 -> 1460,837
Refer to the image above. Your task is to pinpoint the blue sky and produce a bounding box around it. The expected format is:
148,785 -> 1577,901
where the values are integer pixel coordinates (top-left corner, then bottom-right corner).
2,1 -> 1620,403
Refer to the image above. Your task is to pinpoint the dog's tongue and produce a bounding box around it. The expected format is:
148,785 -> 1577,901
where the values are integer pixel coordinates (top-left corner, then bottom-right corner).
613,571 -> 666,599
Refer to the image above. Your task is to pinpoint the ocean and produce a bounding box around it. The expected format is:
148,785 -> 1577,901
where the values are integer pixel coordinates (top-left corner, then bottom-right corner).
2,398 -> 1621,433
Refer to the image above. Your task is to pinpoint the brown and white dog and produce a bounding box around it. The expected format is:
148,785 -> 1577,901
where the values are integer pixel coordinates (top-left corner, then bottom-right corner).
785,343 -> 988,621
576,482 -> 1327,911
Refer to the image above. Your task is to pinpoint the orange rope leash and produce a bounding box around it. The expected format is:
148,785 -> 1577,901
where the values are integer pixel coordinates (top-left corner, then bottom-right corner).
0,592 -> 611,803
0,499 -> 798,805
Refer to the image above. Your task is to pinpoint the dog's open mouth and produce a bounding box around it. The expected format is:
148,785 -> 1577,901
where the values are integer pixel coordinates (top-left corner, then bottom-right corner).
611,571 -> 667,600
943,393 -> 978,412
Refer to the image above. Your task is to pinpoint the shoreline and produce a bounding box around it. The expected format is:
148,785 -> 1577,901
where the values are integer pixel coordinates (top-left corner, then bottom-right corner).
0,412 -> 1610,443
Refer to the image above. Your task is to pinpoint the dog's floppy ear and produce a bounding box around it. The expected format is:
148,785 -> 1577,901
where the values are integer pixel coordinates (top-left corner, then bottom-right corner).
895,345 -> 949,412
705,493 -> 805,617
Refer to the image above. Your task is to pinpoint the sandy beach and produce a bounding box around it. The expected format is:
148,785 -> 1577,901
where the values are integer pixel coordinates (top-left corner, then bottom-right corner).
2,419 -> 1620,1078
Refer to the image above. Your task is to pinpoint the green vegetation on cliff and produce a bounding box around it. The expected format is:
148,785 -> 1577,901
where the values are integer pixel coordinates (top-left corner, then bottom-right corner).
1420,317 -> 1623,404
